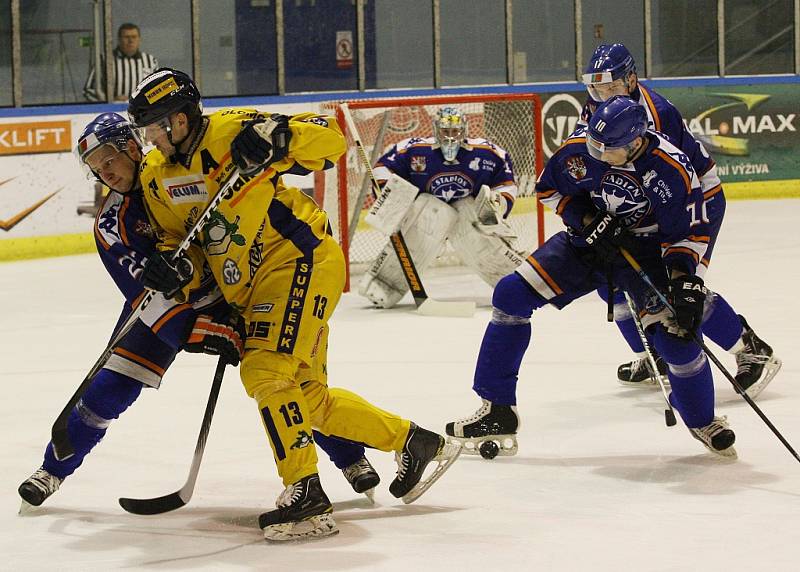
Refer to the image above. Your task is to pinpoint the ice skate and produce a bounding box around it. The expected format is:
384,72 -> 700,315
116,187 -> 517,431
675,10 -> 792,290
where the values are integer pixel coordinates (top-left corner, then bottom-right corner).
18,467 -> 62,513
689,416 -> 737,459
617,352 -> 669,387
390,423 -> 462,504
258,474 -> 338,542
342,456 -> 380,503
734,315 -> 782,399
445,399 -> 519,457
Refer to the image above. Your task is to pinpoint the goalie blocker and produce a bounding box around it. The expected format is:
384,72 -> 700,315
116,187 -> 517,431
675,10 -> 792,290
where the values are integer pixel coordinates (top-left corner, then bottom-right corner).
359,183 -> 526,308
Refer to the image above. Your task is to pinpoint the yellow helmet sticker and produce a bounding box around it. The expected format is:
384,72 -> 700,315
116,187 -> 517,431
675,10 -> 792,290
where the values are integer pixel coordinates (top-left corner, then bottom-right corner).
145,77 -> 178,103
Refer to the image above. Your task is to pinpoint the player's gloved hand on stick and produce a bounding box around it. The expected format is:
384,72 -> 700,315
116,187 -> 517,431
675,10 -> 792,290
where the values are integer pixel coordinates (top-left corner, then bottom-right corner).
668,273 -> 707,333
183,314 -> 246,366
230,114 -> 292,174
580,211 -> 629,265
141,250 -> 194,299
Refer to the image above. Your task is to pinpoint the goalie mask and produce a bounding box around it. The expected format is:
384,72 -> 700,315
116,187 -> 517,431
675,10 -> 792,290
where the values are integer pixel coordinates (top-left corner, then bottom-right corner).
433,107 -> 467,162
75,112 -> 142,190
586,96 -> 647,165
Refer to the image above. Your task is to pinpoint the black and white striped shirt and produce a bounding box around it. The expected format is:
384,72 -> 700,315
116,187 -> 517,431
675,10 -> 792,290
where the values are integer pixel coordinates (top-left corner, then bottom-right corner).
84,48 -> 159,102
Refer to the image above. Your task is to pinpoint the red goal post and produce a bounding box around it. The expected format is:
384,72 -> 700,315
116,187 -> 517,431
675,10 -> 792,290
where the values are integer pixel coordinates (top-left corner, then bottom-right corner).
318,93 -> 546,291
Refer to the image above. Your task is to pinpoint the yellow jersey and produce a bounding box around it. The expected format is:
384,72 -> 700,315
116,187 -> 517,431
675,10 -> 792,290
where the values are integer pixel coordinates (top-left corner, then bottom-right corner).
140,108 -> 346,312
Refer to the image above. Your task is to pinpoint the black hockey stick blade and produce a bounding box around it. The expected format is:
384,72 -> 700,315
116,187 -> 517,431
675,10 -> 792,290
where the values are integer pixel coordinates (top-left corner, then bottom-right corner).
119,489 -> 190,515
118,358 -> 226,515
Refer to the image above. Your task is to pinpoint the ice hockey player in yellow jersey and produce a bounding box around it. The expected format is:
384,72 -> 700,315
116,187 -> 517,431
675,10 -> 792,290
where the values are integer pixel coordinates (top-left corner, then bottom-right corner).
128,68 -> 461,542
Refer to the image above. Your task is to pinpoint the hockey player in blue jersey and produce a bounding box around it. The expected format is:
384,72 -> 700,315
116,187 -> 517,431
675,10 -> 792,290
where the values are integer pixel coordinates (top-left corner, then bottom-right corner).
447,96 -> 741,459
581,43 -> 780,395
358,106 -> 525,308
18,113 -> 378,509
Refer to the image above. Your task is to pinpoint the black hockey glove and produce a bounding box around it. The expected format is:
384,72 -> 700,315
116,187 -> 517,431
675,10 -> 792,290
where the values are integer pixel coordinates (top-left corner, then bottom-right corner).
668,274 -> 707,333
141,250 -> 194,299
230,114 -> 292,175
580,211 -> 629,266
183,314 -> 246,366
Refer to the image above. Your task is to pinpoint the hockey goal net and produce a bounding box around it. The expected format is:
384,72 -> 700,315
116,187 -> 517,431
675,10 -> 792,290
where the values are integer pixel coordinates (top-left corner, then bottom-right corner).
318,93 -> 545,290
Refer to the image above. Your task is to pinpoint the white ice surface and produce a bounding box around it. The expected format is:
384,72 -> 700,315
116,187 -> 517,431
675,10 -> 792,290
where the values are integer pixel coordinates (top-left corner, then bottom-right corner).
1,200 -> 798,571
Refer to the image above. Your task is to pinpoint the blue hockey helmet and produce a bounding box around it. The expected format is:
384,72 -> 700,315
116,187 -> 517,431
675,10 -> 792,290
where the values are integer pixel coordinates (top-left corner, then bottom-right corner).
76,112 -> 138,165
586,96 -> 647,163
433,106 -> 467,162
583,43 -> 637,85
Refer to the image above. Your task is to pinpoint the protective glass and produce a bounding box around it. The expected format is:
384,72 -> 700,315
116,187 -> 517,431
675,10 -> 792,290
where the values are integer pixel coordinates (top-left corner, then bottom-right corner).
132,116 -> 173,146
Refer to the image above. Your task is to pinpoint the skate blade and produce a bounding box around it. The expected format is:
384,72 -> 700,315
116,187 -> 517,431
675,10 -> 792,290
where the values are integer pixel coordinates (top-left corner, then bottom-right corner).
617,375 -> 669,388
18,500 -> 39,516
364,487 -> 376,505
689,433 -> 738,460
744,357 -> 782,399
447,435 -> 518,456
262,513 -> 339,542
401,442 -> 462,505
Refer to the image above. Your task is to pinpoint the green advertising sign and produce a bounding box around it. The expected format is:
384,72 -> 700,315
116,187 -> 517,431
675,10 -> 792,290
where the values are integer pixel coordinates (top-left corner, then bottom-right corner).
539,83 -> 800,198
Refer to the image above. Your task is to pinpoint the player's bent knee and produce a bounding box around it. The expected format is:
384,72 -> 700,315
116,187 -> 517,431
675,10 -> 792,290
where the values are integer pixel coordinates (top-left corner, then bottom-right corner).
491,273 -> 543,318
652,326 -> 702,367
241,350 -> 300,402
82,369 -> 144,422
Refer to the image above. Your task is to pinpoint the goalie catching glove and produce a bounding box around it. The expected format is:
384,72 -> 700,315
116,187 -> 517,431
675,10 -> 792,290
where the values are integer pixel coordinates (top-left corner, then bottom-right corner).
473,185 -> 515,238
230,114 -> 292,174
141,250 -> 194,300
183,313 -> 246,366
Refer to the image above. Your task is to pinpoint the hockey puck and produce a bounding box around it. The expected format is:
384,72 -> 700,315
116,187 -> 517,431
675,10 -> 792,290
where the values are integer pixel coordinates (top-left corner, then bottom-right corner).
479,440 -> 500,460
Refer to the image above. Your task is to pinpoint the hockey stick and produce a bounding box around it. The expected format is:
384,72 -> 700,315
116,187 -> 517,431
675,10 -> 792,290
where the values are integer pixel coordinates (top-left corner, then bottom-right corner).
620,247 -> 800,463
624,293 -> 677,427
119,357 -> 226,515
340,104 -> 476,318
51,168 -> 242,461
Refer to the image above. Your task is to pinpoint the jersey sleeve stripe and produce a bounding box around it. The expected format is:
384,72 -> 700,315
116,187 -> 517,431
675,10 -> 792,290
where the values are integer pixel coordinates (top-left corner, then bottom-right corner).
703,184 -> 723,200
555,195 -> 572,215
152,303 -> 192,334
640,86 -> 661,132
652,149 -> 691,194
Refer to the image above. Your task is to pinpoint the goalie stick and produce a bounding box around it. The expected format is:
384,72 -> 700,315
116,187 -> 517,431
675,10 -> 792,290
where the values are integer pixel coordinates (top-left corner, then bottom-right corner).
620,247 -> 800,464
119,357 -> 226,515
51,168 -> 242,461
340,103 -> 475,318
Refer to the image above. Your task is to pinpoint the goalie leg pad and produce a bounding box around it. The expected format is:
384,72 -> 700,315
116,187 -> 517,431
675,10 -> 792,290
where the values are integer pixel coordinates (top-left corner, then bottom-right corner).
449,197 -> 526,286
358,193 -> 458,308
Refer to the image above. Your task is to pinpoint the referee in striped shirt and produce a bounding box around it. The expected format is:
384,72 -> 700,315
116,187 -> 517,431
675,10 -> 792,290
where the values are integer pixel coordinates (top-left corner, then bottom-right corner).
84,23 -> 159,102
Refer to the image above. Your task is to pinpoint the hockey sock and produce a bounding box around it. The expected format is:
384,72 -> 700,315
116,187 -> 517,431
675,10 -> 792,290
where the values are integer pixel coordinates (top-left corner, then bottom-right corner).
473,274 -> 540,406
313,431 -> 366,470
700,292 -> 744,352
653,327 -> 714,428
43,369 -> 143,479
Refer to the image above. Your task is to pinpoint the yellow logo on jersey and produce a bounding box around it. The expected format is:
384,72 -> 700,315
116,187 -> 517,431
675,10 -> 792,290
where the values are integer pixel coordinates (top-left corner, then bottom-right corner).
145,77 -> 178,103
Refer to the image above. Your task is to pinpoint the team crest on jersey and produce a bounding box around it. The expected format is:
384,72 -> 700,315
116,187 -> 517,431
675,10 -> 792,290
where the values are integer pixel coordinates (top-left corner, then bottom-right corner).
427,172 -> 473,201
410,156 -> 426,172
202,211 -> 246,255
164,175 -> 209,204
642,169 -> 657,187
592,171 -> 650,228
565,156 -> 587,181
134,219 -> 154,239
468,157 -> 481,171
290,430 -> 314,450
222,258 -> 241,285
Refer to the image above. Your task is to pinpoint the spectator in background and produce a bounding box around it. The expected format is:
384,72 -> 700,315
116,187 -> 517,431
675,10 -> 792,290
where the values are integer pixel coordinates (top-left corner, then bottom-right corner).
84,23 -> 159,102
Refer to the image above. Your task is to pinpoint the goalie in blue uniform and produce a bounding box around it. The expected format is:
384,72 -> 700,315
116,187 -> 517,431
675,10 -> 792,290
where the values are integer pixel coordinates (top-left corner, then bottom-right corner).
18,113 -> 378,510
581,43 -> 781,396
359,106 -> 526,308
447,96 -> 748,459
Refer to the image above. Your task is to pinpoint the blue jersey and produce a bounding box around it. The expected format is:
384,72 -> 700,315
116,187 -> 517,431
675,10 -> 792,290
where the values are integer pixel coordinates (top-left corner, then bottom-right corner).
581,84 -> 722,201
536,127 -> 710,275
94,188 -> 224,386
373,137 -> 518,217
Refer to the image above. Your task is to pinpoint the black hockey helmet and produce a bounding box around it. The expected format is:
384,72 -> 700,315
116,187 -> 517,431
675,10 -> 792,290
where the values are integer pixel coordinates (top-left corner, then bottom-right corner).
127,67 -> 202,129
